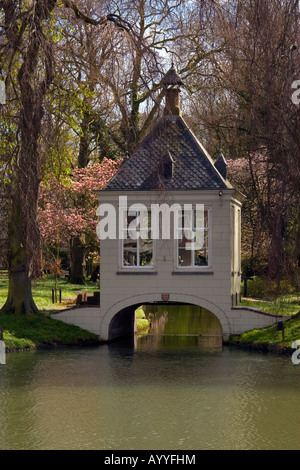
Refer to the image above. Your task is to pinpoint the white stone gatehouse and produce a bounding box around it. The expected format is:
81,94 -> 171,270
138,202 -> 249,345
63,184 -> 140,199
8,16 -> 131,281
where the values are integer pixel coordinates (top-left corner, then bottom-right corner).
53,67 -> 287,342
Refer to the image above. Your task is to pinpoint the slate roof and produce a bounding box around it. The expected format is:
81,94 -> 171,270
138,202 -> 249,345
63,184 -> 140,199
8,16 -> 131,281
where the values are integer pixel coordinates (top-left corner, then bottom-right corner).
103,115 -> 232,192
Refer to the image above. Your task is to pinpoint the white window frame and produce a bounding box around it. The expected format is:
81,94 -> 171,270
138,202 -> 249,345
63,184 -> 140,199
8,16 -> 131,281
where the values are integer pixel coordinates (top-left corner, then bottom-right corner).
175,207 -> 211,270
120,208 -> 155,270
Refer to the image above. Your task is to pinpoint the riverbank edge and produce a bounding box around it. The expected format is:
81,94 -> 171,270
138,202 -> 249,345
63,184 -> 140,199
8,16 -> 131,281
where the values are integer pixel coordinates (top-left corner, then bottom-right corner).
4,338 -> 103,353
224,312 -> 300,357
2,317 -> 149,354
224,338 -> 294,357
7,338 -> 294,356
1,312 -> 297,356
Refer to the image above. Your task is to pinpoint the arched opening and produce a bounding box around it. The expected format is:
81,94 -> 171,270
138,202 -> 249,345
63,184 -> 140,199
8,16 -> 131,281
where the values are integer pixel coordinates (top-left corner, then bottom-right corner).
108,301 -> 223,351
108,304 -> 139,341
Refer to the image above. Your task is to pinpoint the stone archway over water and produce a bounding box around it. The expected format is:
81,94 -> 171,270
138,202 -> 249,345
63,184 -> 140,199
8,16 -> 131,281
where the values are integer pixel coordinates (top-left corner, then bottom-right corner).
53,292 -> 288,342
108,303 -> 224,351
103,293 -> 231,342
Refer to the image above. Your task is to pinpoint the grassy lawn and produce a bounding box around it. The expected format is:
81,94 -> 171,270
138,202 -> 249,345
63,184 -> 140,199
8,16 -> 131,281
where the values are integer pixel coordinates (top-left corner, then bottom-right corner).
0,312 -> 98,350
232,293 -> 300,352
239,296 -> 300,316
229,313 -> 300,353
0,272 -> 99,314
0,273 -> 100,350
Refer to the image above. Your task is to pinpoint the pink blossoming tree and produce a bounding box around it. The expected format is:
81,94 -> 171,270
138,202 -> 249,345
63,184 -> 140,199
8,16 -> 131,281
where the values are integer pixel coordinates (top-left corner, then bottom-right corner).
38,158 -> 121,282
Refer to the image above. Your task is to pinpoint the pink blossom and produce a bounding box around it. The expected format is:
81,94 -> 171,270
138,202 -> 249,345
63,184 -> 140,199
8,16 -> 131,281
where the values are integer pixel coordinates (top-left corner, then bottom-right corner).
38,158 -> 121,247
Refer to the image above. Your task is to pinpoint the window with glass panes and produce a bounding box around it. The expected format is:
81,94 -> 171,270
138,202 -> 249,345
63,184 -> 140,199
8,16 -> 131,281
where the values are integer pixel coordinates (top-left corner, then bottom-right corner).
121,210 -> 153,268
177,209 -> 209,268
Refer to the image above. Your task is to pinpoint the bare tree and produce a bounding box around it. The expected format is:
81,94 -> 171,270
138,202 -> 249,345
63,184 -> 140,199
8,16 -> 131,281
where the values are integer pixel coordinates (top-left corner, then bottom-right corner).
185,0 -> 300,281
0,0 -> 156,312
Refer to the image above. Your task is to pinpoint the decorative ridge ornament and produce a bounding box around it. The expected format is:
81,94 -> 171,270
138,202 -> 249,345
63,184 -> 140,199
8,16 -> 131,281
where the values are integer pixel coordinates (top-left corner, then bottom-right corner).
161,65 -> 184,116
160,64 -> 184,89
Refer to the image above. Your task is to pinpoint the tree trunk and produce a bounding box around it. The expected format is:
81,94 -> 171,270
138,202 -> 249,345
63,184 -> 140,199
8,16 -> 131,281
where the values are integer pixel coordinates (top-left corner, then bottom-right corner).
68,110 -> 91,285
68,235 -> 86,285
1,195 -> 39,315
0,0 -> 56,314
1,272 -> 39,315
78,111 -> 91,168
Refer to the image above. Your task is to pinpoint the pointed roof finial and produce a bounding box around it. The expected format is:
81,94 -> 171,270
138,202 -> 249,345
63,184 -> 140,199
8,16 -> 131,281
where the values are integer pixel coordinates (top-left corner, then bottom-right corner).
160,64 -> 184,88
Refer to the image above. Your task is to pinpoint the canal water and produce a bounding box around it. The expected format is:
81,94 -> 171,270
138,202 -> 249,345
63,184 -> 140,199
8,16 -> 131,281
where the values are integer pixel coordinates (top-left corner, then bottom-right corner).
0,305 -> 300,450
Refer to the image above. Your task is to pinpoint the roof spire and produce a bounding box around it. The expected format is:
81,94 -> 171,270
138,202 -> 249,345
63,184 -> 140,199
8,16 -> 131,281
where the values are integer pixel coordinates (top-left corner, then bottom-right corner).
160,65 -> 184,116
160,64 -> 184,89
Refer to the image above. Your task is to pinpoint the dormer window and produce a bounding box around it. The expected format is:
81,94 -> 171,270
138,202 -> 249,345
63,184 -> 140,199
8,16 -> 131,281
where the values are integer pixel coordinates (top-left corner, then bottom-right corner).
160,151 -> 174,182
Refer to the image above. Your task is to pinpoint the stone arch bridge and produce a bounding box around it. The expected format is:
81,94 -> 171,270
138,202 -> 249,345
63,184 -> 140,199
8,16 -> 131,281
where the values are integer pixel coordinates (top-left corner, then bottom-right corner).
53,292 -> 287,343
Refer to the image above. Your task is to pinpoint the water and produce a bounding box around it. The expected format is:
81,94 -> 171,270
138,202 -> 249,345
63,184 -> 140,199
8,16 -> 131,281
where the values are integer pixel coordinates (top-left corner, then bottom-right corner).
0,306 -> 299,450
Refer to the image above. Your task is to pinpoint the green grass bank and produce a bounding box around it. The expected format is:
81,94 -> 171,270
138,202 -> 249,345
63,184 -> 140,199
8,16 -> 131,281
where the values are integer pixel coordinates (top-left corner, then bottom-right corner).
0,273 -> 100,351
0,312 -> 99,351
227,313 -> 300,356
229,288 -> 300,355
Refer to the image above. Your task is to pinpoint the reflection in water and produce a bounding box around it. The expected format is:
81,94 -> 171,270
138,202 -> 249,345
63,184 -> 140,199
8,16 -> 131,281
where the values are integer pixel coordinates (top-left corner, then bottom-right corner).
0,307 -> 300,450
135,305 -> 223,353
